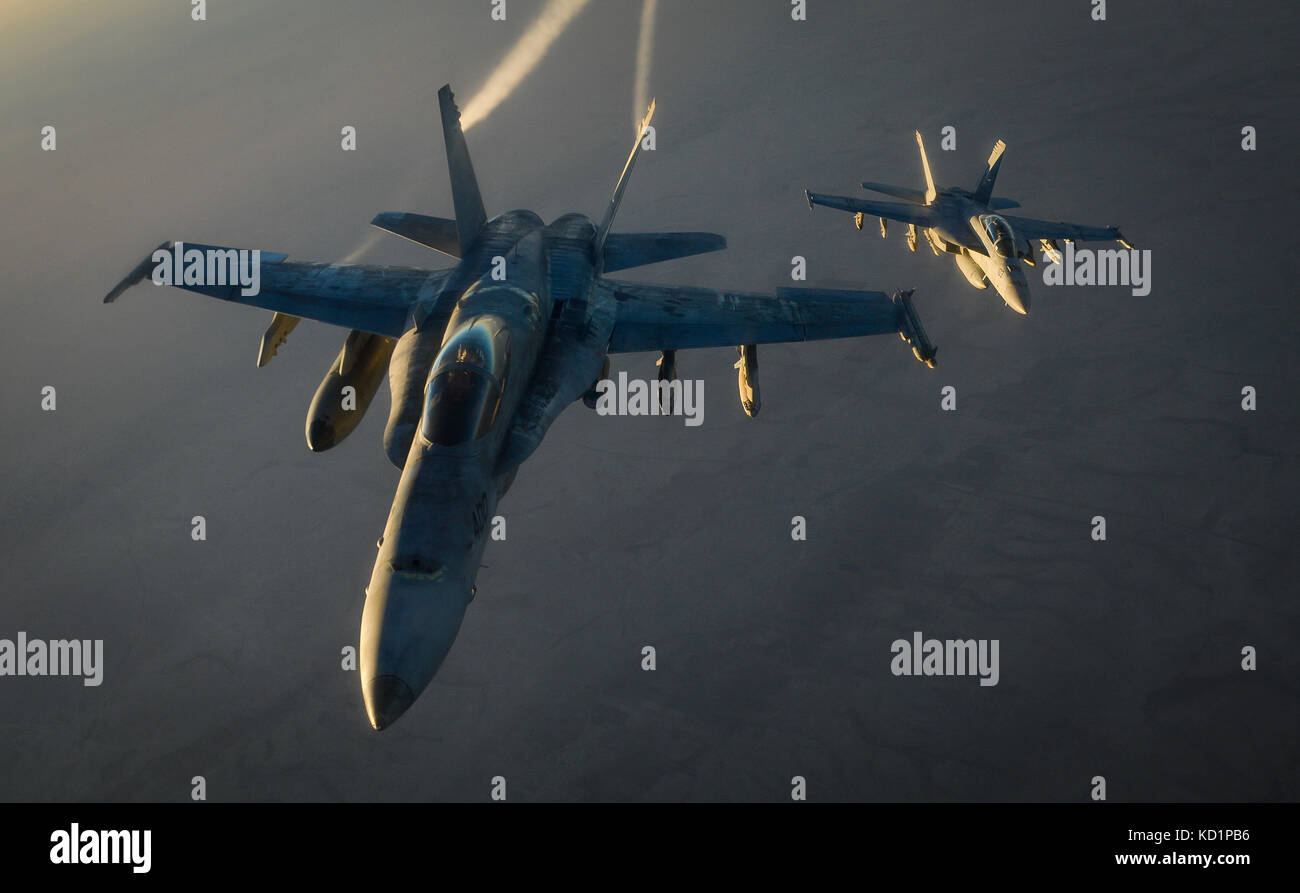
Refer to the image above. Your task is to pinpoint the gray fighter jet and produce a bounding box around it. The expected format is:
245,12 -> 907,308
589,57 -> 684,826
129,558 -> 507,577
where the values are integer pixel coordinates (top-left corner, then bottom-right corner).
805,131 -> 1132,315
105,86 -> 935,730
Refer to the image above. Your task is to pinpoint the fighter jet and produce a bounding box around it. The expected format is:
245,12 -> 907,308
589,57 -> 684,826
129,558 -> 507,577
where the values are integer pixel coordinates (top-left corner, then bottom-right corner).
805,131 -> 1132,315
105,86 -> 936,730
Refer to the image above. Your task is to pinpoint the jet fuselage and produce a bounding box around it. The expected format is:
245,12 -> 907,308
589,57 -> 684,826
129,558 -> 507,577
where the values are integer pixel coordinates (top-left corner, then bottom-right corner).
360,211 -> 611,729
803,131 -> 1133,318
917,190 -> 1031,315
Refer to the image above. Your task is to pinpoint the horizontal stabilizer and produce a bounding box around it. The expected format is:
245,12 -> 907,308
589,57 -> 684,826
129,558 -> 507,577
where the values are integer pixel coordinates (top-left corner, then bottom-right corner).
601,232 -> 726,272
371,212 -> 461,258
988,197 -> 1021,210
861,181 -> 927,204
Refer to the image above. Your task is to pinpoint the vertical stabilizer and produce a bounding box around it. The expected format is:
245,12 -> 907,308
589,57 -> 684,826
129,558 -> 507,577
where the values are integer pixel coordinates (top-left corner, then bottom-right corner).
437,85 -> 487,255
595,98 -> 656,271
973,139 -> 1007,205
915,130 -> 938,205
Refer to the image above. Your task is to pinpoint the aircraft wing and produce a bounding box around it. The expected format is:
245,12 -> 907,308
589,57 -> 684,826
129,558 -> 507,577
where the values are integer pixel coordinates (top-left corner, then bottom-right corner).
601,280 -> 918,354
804,191 -> 939,228
105,242 -> 453,338
1000,214 -> 1126,244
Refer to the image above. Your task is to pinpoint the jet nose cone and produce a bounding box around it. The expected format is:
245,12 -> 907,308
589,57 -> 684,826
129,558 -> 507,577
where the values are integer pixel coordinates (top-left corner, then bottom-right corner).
363,674 -> 416,731
1007,287 -> 1030,315
359,561 -> 474,729
306,418 -> 335,452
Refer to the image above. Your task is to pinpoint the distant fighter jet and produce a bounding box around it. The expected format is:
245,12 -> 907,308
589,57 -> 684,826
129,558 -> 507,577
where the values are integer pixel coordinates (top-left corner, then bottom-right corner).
805,131 -> 1132,315
106,86 -> 935,730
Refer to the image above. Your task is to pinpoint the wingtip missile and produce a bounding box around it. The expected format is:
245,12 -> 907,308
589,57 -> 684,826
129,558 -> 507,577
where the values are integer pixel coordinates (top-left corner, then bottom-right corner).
893,288 -> 937,368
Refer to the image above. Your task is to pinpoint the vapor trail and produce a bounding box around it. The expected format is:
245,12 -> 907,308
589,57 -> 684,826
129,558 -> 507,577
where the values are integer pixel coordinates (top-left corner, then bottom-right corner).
460,0 -> 594,132
633,0 -> 659,132
340,230 -> 383,264
342,0 -> 593,263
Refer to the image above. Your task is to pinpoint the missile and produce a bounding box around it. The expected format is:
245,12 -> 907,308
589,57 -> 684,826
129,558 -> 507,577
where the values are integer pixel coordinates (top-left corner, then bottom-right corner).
735,344 -> 760,417
893,289 -> 937,368
656,350 -> 678,413
257,312 -> 300,367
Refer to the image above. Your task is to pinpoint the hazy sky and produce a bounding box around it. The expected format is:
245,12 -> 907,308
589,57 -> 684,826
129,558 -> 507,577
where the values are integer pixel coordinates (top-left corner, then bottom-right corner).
1,0 -> 1297,801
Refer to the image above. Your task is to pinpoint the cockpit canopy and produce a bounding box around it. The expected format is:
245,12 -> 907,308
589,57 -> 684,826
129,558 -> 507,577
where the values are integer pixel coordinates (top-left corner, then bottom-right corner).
981,214 -> 1017,259
420,317 -> 511,447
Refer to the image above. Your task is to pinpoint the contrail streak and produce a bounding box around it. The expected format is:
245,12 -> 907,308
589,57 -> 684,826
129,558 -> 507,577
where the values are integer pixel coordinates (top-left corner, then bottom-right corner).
633,0 -> 659,132
339,230 -> 383,264
341,0 -> 594,263
460,0 -> 594,132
